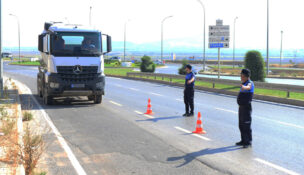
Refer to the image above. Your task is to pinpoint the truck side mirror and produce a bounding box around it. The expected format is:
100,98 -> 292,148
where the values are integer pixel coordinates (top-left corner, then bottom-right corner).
107,35 -> 112,53
38,35 -> 44,52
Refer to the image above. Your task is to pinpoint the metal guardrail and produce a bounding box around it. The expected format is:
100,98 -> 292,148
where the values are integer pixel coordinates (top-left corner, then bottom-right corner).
126,72 -> 304,98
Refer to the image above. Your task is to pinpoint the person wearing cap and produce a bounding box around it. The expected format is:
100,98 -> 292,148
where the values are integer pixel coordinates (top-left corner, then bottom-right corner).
183,64 -> 195,117
236,69 -> 255,148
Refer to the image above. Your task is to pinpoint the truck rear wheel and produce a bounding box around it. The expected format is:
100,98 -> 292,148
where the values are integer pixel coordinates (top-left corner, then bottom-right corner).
94,95 -> 102,104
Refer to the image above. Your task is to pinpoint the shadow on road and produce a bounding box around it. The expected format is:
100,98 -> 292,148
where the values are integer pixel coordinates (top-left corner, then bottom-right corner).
167,145 -> 242,167
19,94 -> 96,111
135,116 -> 182,123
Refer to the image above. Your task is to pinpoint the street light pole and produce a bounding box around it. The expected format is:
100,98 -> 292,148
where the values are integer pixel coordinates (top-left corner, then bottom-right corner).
161,15 -> 173,62
280,30 -> 283,67
233,17 -> 238,69
124,20 -> 131,62
0,0 -> 3,95
89,6 -> 92,26
9,14 -> 21,63
196,0 -> 206,71
266,0 -> 270,75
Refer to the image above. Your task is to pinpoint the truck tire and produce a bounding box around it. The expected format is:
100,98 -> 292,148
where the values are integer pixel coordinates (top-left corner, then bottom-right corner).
37,80 -> 43,98
94,95 -> 102,104
88,95 -> 94,101
43,89 -> 53,105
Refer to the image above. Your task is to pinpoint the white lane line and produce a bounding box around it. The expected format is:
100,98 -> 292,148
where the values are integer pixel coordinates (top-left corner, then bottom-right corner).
254,158 -> 300,175
215,107 -> 304,130
149,92 -> 164,97
255,116 -> 304,130
129,87 -> 140,91
134,110 -> 143,115
174,126 -> 210,141
134,110 -> 155,118
144,114 -> 155,119
13,79 -> 87,175
215,107 -> 238,114
176,99 -> 183,102
109,101 -> 122,106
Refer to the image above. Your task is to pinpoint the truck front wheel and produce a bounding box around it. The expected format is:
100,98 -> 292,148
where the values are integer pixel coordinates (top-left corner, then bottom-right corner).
43,89 -> 53,105
94,95 -> 102,104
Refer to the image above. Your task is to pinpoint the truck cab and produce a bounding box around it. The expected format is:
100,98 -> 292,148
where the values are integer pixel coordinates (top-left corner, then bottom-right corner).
37,22 -> 112,105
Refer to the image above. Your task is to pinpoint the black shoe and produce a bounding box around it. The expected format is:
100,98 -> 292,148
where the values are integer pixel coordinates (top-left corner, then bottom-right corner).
243,143 -> 252,148
235,141 -> 244,146
187,113 -> 194,117
182,113 -> 189,117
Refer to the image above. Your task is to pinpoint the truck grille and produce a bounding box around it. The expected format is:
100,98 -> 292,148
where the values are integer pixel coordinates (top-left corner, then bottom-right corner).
57,66 -> 99,82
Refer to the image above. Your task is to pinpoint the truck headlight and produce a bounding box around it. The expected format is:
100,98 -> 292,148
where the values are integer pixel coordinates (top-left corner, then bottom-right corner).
50,82 -> 59,88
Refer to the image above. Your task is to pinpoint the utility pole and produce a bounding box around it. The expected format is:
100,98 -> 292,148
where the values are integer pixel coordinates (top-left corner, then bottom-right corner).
0,0 -> 3,96
266,0 -> 270,75
161,15 -> 173,62
9,14 -> 21,63
89,6 -> 92,26
280,30 -> 283,67
196,0 -> 206,71
233,17 -> 238,69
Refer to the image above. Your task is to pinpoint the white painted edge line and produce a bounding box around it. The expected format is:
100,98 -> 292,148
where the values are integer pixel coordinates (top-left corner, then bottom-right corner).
215,107 -> 238,114
128,87 -> 140,91
149,92 -> 164,97
13,80 -> 87,175
109,101 -> 122,106
175,99 -> 183,102
174,126 -> 210,141
254,158 -> 300,175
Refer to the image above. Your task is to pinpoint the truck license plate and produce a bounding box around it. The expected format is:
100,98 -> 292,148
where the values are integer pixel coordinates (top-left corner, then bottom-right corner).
71,84 -> 85,88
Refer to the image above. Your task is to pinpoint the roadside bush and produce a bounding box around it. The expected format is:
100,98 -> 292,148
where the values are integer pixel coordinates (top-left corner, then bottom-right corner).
178,59 -> 188,75
23,111 -> 33,121
140,55 -> 155,73
244,50 -> 266,82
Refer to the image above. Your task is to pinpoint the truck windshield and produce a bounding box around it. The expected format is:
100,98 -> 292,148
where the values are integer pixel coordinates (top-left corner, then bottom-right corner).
51,32 -> 102,57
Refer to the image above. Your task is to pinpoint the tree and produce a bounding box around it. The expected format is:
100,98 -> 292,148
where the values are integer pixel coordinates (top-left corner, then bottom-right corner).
140,55 -> 155,73
178,59 -> 188,75
244,50 -> 266,82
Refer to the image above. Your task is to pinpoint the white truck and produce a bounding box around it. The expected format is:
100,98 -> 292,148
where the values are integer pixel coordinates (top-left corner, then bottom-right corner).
37,22 -> 112,105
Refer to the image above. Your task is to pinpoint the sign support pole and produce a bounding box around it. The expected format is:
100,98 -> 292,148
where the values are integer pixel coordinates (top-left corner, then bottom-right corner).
218,48 -> 220,79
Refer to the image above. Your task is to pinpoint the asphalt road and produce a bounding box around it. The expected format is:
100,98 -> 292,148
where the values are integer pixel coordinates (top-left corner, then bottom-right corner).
4,62 -> 304,175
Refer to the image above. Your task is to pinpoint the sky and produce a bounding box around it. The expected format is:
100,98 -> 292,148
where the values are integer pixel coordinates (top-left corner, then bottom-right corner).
2,0 -> 304,51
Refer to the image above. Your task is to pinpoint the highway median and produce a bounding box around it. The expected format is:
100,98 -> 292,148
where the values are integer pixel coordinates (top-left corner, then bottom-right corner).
105,68 -> 304,107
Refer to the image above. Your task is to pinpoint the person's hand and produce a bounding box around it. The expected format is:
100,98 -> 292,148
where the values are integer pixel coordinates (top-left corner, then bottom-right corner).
240,84 -> 244,90
187,80 -> 191,84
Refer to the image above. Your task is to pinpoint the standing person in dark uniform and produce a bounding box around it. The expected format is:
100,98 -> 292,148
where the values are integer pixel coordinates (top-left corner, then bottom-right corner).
183,65 -> 195,117
236,69 -> 255,148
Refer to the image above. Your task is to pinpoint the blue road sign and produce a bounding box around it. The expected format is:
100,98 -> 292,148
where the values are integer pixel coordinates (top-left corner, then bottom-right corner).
209,43 -> 224,48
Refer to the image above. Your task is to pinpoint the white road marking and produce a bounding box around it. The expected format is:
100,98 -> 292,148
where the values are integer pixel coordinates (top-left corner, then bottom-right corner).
109,101 -> 122,106
149,92 -> 164,97
176,99 -> 183,102
134,110 -> 143,115
134,110 -> 154,118
254,158 -> 300,175
129,87 -> 140,91
215,107 -> 238,114
215,107 -> 304,130
13,80 -> 87,175
144,114 -> 155,119
174,126 -> 210,141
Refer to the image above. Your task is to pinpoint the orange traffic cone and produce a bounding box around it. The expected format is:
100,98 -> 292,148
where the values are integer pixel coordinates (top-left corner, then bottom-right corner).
144,98 -> 153,115
192,112 -> 206,134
